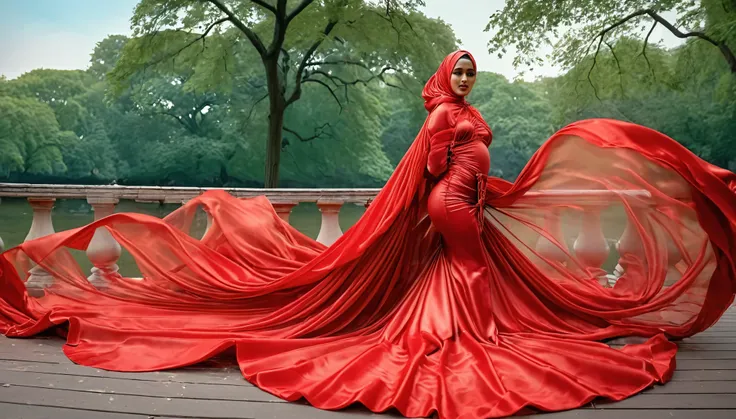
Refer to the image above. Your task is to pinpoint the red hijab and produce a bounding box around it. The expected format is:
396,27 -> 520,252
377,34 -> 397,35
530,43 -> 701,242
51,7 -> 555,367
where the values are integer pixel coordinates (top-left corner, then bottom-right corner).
422,50 -> 477,112
422,50 -> 492,140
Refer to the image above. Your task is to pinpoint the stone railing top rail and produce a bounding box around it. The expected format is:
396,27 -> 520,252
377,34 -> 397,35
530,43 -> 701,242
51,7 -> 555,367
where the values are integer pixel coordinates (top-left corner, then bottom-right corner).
0,183 -> 382,204
0,183 -> 654,205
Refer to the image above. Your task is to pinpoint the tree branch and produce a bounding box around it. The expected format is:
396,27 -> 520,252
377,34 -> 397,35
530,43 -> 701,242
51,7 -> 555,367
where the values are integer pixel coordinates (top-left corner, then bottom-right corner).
286,0 -> 315,23
283,122 -> 332,142
151,109 -> 198,133
240,93 -> 270,132
308,66 -> 395,87
639,21 -> 658,81
586,34 -> 604,101
369,9 -> 417,43
303,78 -> 344,112
604,41 -> 624,96
266,0 -> 289,57
594,8 -> 736,73
306,59 -> 370,68
307,59 -> 406,90
141,17 -> 227,71
250,0 -> 277,14
285,19 -> 339,106
205,0 -> 267,56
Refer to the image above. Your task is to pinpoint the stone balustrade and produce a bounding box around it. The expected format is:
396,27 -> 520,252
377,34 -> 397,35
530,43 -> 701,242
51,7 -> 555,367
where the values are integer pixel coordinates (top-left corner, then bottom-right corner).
0,183 -> 678,292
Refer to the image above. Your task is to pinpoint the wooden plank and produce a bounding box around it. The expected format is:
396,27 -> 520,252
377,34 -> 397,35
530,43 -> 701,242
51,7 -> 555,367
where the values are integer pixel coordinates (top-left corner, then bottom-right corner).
594,394 -> 736,409
518,411 -> 736,419
0,403 -> 153,419
672,369 -> 736,381
682,337 -> 736,344
689,331 -> 736,337
0,370 -> 281,403
0,360 -> 253,387
671,359 -> 736,370
643,381 -> 736,394
0,385 -> 374,419
678,343 -> 736,351
0,354 -> 60,364
676,351 -> 736,360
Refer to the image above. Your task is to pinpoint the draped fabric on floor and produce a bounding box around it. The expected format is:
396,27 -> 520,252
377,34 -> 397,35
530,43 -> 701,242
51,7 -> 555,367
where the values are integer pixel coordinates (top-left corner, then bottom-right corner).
2,118 -> 736,419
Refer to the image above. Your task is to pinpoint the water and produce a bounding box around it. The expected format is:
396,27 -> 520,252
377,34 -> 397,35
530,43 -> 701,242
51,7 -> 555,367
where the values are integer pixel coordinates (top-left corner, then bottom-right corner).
0,197 -> 366,277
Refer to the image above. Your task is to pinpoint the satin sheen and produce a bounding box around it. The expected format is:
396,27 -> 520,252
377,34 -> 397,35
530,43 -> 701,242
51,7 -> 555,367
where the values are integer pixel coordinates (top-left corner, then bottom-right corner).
2,50 -> 736,419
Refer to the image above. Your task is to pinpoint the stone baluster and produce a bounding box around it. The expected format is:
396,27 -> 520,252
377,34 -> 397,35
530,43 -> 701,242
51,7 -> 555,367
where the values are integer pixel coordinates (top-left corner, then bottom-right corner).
24,197 -> 57,290
607,210 -> 637,288
535,208 -> 568,264
316,200 -> 344,246
573,206 -> 610,283
614,209 -> 645,277
664,237 -> 683,287
271,201 -> 299,223
86,197 -> 122,287
200,208 -> 215,241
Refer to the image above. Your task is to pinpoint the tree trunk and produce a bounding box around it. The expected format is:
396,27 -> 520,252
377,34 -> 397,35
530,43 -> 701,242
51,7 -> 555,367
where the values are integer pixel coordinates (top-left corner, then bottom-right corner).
263,58 -> 286,188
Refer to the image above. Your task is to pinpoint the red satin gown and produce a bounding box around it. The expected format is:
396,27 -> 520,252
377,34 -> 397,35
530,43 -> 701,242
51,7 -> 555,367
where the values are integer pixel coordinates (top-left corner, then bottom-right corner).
2,50 -> 736,419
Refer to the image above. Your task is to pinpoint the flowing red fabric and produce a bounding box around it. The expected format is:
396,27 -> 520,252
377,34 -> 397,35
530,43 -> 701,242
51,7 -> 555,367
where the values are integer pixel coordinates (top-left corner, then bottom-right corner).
2,50 -> 736,419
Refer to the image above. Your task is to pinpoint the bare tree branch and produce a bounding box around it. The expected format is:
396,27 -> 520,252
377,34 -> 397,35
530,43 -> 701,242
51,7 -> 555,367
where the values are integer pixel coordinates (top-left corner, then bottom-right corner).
303,78 -> 344,111
306,59 -> 373,68
283,122 -> 332,142
586,34 -> 604,101
369,9 -> 417,43
639,21 -> 658,81
205,0 -> 267,56
306,58 -> 406,89
604,41 -> 624,96
141,17 -> 227,71
240,93 -> 270,131
308,66 -> 395,87
593,8 -> 736,73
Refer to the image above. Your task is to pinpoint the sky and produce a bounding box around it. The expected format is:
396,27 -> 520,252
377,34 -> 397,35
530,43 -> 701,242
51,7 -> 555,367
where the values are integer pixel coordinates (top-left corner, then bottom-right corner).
0,0 -> 685,81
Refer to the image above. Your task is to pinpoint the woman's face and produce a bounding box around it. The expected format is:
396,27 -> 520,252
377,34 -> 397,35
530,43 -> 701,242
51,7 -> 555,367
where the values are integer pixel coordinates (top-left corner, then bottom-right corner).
451,58 -> 476,97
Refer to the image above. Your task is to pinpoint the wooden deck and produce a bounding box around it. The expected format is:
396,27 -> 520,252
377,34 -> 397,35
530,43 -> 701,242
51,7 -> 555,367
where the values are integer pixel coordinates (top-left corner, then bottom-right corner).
2,307 -> 736,419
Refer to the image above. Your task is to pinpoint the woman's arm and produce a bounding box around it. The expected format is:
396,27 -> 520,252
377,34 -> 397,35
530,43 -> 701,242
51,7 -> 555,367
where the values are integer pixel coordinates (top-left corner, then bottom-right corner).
426,104 -> 455,178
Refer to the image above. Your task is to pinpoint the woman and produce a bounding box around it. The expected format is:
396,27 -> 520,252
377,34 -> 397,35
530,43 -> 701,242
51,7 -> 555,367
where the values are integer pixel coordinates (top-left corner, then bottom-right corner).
2,50 -> 735,419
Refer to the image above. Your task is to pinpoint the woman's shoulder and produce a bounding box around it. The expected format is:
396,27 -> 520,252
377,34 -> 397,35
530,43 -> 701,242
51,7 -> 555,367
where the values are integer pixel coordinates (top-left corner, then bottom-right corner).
427,102 -> 459,133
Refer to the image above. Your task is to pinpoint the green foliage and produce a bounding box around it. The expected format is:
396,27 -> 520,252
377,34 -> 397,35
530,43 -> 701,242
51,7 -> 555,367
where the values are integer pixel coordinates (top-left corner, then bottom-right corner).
486,0 -> 734,77
472,73 -> 555,180
549,35 -> 736,169
105,0 -> 457,186
0,95 -> 69,175
89,35 -> 130,81
8,69 -> 92,132
1,2 -> 734,187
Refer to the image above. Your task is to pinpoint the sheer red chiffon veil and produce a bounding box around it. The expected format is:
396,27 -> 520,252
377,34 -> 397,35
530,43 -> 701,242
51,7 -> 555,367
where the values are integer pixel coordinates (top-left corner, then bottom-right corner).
2,50 -> 735,419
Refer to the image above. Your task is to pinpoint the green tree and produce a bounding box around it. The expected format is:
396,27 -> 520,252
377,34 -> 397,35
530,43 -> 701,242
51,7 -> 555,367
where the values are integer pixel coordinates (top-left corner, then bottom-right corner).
548,37 -> 736,170
486,0 -> 736,78
89,35 -> 130,81
0,95 -> 70,176
7,69 -> 92,132
111,0 -> 456,187
471,72 -> 555,180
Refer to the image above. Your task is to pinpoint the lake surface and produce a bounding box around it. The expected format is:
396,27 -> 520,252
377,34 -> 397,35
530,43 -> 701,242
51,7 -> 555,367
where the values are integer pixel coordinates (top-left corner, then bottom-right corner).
0,197 -> 366,277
